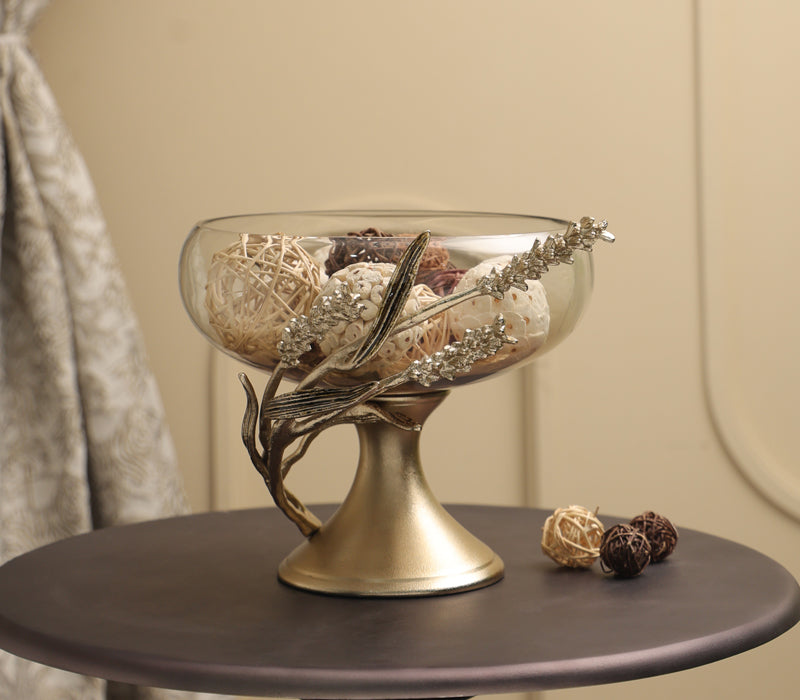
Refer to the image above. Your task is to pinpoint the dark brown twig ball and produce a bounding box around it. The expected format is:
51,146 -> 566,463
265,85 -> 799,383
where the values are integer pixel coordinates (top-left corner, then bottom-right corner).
599,524 -> 652,577
325,228 -> 451,277
629,511 -> 678,562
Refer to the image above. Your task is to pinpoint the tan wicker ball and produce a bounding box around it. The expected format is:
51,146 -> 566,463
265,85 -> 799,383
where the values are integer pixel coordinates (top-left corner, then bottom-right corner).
205,234 -> 323,366
541,505 -> 605,568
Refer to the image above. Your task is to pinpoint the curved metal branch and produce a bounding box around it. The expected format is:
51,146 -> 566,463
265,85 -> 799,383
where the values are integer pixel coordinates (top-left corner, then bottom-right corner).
280,401 -> 420,482
265,422 -> 322,536
238,372 -> 269,486
280,432 -> 319,479
263,383 -> 379,421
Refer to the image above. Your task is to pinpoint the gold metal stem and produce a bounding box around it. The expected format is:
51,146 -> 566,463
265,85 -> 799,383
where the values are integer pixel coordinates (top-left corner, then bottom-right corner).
278,391 -> 504,596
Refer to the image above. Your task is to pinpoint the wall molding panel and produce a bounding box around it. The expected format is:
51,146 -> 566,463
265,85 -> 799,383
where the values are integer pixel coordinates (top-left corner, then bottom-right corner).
697,0 -> 800,520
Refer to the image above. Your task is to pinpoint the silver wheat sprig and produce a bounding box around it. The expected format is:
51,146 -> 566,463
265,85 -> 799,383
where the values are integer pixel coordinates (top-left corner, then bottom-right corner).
476,216 -> 613,299
404,316 -> 516,387
277,287 -> 365,366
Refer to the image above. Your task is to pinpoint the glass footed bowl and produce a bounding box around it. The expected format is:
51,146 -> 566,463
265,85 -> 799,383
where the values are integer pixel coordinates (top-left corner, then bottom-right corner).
179,210 -> 595,392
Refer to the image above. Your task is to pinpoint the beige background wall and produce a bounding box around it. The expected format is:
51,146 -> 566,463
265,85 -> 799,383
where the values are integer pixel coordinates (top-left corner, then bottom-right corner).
30,1 -> 799,699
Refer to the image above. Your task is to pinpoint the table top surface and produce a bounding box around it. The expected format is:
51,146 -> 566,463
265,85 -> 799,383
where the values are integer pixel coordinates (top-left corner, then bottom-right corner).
0,505 -> 798,698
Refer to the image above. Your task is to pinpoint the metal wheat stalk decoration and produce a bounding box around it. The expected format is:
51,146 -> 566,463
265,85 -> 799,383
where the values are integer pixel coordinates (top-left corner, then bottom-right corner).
239,216 -> 614,536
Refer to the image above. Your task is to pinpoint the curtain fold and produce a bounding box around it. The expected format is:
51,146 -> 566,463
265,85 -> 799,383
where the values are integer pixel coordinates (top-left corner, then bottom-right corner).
0,2 -> 218,698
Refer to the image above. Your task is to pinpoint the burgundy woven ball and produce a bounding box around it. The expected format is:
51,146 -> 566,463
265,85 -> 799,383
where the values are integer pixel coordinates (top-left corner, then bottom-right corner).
599,524 -> 652,577
629,511 -> 678,562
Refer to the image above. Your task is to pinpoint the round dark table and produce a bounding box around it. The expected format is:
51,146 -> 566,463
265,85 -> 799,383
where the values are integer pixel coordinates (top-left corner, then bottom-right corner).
0,505 -> 798,698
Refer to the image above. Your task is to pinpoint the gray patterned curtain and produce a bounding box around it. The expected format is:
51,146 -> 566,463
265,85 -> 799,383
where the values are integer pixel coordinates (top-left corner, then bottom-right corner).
0,1 -> 216,698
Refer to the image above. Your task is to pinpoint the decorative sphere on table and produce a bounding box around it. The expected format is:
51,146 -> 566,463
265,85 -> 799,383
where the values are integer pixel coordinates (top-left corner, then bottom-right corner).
541,505 -> 605,568
600,523 -> 652,577
179,211 -> 614,596
630,511 -> 678,562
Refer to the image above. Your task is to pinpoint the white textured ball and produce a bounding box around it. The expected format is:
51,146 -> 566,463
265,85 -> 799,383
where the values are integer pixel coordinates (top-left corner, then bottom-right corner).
447,256 -> 550,358
316,263 -> 447,375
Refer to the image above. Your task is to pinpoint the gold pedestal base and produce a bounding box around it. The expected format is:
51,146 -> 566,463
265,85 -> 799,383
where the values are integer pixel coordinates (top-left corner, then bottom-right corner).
278,391 -> 505,597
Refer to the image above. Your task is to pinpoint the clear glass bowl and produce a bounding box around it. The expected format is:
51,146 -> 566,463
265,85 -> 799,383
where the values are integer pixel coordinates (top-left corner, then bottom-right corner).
179,210 -> 594,391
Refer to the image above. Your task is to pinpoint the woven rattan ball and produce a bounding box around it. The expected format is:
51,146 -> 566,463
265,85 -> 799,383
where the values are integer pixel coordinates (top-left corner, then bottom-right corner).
541,505 -> 605,568
599,524 -> 652,577
316,262 -> 448,376
629,511 -> 678,562
205,234 -> 323,366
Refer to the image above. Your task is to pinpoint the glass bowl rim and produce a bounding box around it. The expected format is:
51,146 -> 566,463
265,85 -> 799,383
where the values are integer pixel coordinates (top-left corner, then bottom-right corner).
192,209 -> 572,236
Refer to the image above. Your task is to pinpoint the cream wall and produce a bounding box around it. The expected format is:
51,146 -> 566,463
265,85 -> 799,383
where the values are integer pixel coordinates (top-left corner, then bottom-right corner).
30,2 -> 799,700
